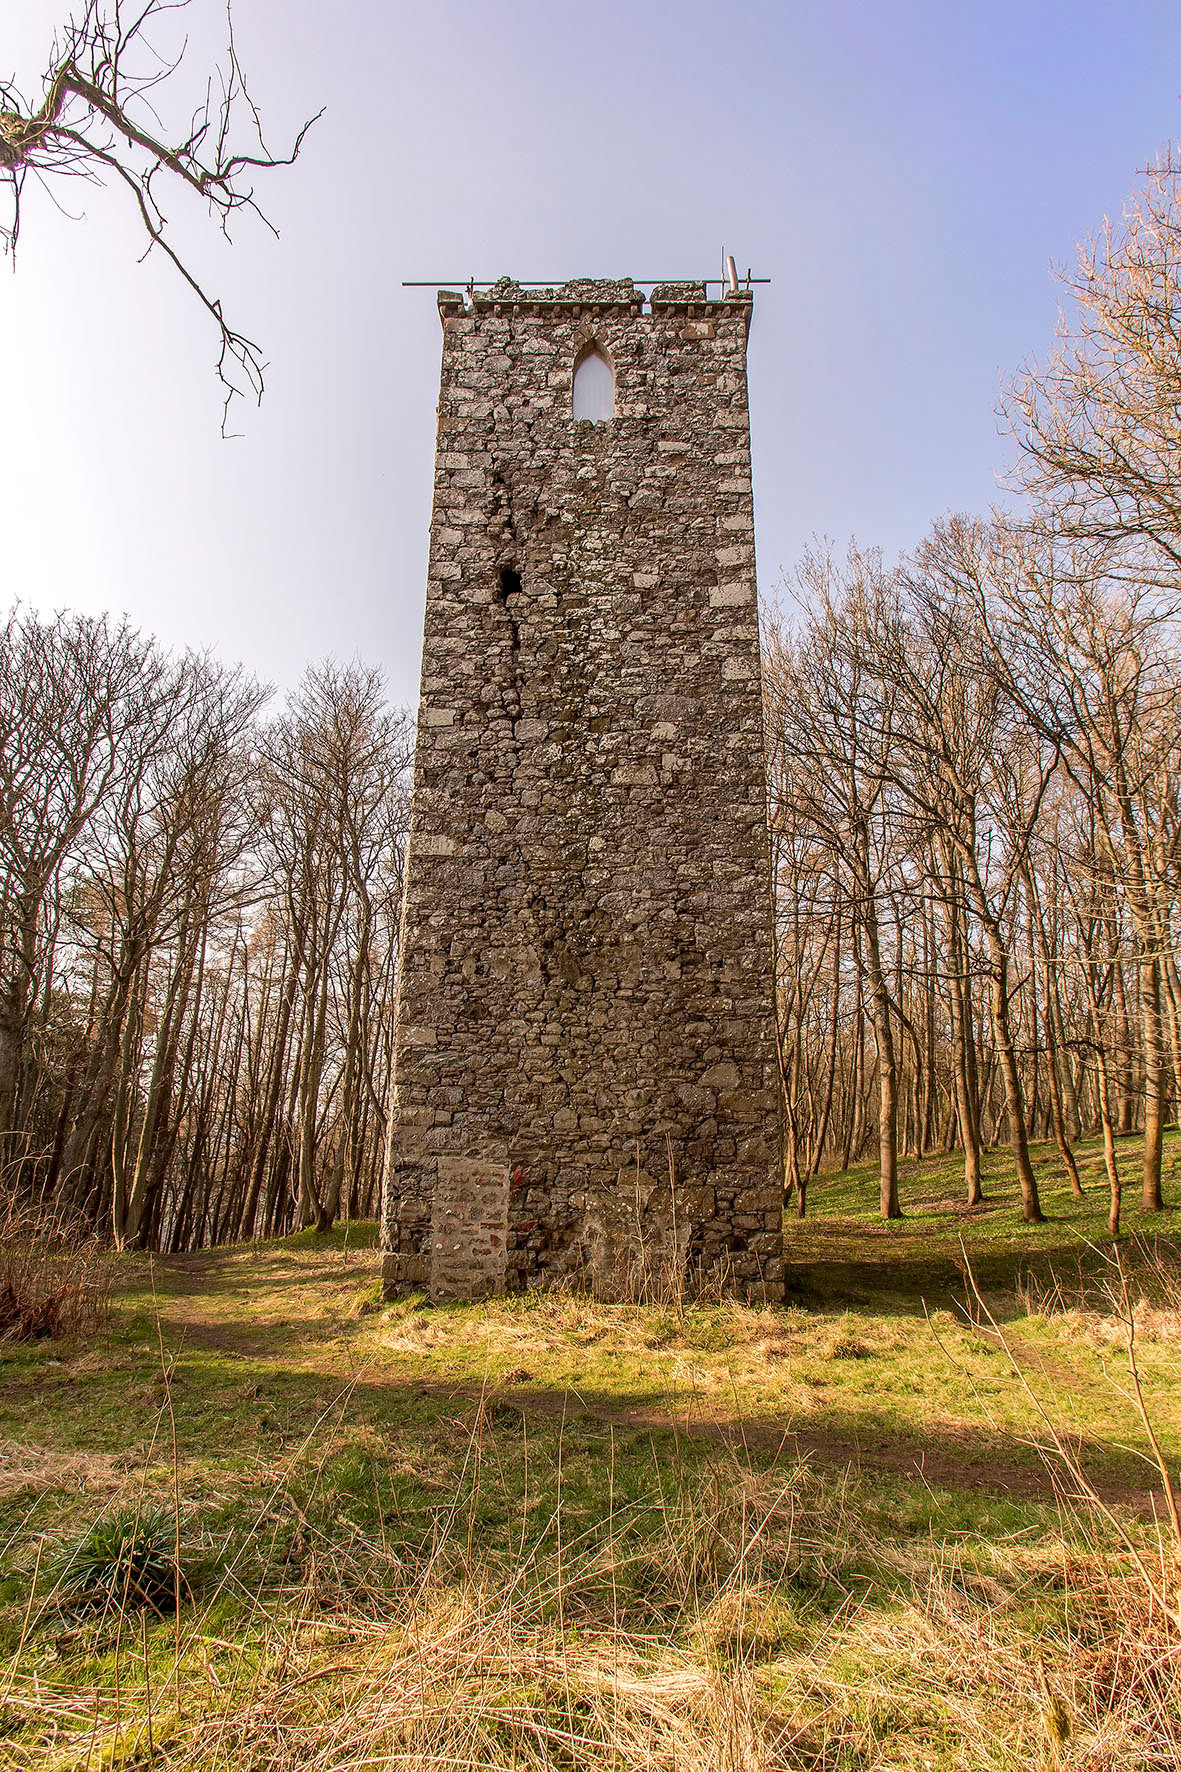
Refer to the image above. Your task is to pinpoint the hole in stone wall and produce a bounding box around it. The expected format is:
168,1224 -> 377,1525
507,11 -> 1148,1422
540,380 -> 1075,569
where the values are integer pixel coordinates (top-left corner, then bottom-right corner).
572,345 -> 615,422
496,566 -> 523,657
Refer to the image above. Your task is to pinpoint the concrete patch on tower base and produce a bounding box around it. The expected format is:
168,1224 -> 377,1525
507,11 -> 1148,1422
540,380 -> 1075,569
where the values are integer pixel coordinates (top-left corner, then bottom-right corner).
429,1156 -> 511,1301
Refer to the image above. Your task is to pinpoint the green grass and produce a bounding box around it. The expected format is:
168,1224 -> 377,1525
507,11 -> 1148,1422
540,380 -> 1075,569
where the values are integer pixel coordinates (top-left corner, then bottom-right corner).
788,1126 -> 1181,1304
1,1133 -> 1178,1768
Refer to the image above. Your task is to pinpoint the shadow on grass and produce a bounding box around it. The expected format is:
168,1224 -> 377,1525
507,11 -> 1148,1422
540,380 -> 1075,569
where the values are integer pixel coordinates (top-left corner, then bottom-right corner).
5,1313 -> 1164,1523
781,1230 -> 1122,1312
786,1126 -> 1181,1312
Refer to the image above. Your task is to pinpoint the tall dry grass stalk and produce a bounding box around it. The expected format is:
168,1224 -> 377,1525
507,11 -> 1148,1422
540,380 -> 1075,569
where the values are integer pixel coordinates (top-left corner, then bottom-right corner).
948,1243 -> 1181,1770
10,1404 -> 1179,1772
0,1193 -> 113,1341
962,1239 -> 1180,1615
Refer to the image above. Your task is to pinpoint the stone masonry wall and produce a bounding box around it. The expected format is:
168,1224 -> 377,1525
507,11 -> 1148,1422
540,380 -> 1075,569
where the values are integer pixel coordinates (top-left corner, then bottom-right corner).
382,277 -> 783,1303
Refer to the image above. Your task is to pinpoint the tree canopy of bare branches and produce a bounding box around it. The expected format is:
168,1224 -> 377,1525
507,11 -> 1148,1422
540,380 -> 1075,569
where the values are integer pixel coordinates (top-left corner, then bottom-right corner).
0,607 -> 411,1251
1006,154 -> 1181,584
764,507 -> 1181,1235
763,145 -> 1181,1232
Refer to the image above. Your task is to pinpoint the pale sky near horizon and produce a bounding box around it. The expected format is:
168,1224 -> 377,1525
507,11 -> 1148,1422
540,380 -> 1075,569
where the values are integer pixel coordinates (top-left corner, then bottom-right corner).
3,0 -> 1181,710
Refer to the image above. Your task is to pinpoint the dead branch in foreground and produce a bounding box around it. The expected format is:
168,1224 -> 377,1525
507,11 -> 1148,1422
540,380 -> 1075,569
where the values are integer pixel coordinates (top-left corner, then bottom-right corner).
0,1 -> 321,430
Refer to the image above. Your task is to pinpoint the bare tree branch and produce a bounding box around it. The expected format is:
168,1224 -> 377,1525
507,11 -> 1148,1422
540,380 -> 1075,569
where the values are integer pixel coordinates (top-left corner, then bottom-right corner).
0,1 -> 321,431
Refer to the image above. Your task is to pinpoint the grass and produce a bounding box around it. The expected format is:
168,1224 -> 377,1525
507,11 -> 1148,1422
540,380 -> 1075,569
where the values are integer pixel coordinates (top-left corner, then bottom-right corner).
789,1126 -> 1181,1304
0,1131 -> 1178,1768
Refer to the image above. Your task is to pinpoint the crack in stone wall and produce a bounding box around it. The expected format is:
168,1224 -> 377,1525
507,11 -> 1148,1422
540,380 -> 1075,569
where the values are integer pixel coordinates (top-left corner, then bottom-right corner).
382,277 -> 784,1303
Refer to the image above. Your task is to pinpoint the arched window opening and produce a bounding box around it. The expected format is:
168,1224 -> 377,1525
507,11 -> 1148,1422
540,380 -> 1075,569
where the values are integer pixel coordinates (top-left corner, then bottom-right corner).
572,345 -> 614,422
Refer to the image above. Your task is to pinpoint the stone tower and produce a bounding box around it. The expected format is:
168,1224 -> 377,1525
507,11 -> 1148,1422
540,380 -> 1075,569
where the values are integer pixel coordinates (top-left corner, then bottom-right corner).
382,276 -> 783,1303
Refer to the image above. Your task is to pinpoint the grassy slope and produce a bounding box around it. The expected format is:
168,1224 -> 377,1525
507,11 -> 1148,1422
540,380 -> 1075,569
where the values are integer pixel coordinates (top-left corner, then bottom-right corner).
1,1131 -> 1178,1769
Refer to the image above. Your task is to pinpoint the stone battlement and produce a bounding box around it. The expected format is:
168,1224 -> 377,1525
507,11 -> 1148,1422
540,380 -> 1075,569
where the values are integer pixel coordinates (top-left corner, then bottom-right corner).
437,276 -> 753,323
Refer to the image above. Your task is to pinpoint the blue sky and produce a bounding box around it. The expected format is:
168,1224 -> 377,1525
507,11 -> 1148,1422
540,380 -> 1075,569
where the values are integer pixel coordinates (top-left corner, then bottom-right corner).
3,0 -> 1181,705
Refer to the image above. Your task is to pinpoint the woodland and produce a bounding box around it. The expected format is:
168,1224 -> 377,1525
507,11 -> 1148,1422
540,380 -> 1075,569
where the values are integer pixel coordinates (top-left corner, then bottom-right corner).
5,158 -> 1181,1250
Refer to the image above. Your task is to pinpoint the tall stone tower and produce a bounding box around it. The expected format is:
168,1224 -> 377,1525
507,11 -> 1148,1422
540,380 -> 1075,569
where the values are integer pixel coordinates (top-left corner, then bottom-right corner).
382,276 -> 782,1303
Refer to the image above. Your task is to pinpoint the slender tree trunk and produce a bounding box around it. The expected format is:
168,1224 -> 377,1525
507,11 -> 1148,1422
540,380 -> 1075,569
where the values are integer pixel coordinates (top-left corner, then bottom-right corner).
126,919 -> 200,1247
240,962 -> 298,1237
809,900 -> 842,1175
1096,1040 -> 1122,1237
843,925 -> 866,1169
1161,945 -> 1181,1134
856,837 -> 900,1219
110,960 -> 150,1247
1081,950 -> 1123,1238
1024,864 -> 1082,1197
1112,960 -> 1136,1136
921,894 -> 938,1155
1043,958 -> 1083,1199
1139,953 -> 1166,1211
948,953 -> 983,1205
966,869 -> 1044,1223
939,842 -> 983,1205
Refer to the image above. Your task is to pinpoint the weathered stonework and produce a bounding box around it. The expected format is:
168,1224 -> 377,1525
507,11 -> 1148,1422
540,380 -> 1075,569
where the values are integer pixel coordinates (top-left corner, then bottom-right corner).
382,276 -> 783,1303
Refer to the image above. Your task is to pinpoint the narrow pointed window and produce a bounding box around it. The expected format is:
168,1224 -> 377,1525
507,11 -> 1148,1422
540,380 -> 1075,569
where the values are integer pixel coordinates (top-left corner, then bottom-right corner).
572,344 -> 614,421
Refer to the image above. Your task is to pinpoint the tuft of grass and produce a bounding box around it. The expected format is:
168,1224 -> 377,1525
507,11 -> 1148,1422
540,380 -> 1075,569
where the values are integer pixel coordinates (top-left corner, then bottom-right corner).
62,1506 -> 183,1615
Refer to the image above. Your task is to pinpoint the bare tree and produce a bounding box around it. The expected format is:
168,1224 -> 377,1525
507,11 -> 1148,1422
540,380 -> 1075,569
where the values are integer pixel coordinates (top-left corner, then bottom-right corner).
891,526 -> 1058,1224
256,662 -> 412,1233
1005,153 -> 1181,582
765,549 -> 906,1218
0,608 -> 156,1156
0,602 -> 414,1250
974,521 -> 1180,1212
110,656 -> 264,1246
0,1 -> 320,425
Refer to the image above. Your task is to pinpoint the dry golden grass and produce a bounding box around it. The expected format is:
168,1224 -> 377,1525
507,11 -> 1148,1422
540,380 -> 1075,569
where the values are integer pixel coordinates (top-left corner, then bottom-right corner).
0,1199 -> 113,1343
5,1416 -> 1178,1772
0,1439 -> 124,1504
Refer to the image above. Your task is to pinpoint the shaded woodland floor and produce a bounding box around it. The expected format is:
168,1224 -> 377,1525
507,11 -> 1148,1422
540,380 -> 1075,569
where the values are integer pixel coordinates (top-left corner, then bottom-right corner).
1,1131 -> 1179,1769
788,1129 -> 1181,1302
